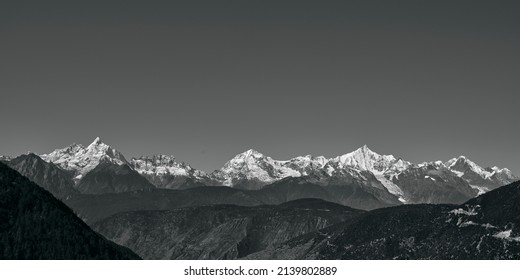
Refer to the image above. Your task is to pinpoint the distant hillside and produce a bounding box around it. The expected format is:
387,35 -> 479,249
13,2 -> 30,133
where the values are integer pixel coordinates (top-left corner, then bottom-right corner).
0,162 -> 140,259
247,180 -> 520,260
92,199 -> 363,259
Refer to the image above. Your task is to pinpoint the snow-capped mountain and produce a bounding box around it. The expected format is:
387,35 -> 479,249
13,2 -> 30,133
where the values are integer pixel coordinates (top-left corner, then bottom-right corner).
130,155 -> 208,189
209,149 -> 328,190
210,146 -> 518,203
209,146 -> 412,200
0,155 -> 12,162
2,137 -> 518,205
328,145 -> 411,175
444,156 -> 518,194
41,137 -> 128,182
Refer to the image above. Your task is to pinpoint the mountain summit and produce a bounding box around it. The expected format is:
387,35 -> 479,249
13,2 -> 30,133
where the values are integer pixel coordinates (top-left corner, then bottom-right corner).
329,145 -> 411,175
41,137 -> 128,181
3,139 -> 518,205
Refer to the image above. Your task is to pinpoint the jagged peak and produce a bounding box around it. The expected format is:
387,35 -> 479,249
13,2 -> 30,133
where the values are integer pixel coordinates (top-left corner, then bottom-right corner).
352,144 -> 375,154
235,149 -> 266,159
87,137 -> 106,149
339,145 -> 395,161
133,154 -> 177,161
446,155 -> 478,168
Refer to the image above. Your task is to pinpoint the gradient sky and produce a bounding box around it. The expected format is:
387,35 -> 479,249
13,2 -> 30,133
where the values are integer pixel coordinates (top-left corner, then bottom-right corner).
1,0 -> 519,174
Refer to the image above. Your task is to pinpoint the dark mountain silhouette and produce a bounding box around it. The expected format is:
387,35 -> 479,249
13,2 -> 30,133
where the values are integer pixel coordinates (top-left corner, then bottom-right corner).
75,160 -> 155,194
6,153 -> 78,200
0,162 -> 140,259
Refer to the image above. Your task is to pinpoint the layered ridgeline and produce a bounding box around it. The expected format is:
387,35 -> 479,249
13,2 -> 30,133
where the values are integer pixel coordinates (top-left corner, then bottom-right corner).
246,181 -> 520,260
89,181 -> 520,260
0,162 -> 140,259
1,138 -> 517,207
92,199 -> 364,260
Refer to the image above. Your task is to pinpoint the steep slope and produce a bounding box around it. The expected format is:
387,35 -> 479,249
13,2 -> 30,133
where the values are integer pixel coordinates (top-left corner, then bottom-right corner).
0,162 -> 140,259
445,156 -> 518,193
4,139 -> 515,205
130,155 -> 208,189
210,149 -> 328,190
260,171 -> 401,210
248,180 -> 520,260
75,159 -> 155,194
210,146 -> 517,204
6,153 -> 78,200
328,145 -> 411,175
92,199 -> 363,259
41,137 -> 128,182
392,162 -> 478,204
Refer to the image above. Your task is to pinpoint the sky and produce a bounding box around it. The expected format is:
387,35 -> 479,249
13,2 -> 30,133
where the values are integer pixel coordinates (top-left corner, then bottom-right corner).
1,0 -> 519,174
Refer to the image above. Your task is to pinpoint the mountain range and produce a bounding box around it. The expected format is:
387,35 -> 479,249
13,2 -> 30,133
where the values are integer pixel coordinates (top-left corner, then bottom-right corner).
2,137 -> 517,209
1,142 -> 519,260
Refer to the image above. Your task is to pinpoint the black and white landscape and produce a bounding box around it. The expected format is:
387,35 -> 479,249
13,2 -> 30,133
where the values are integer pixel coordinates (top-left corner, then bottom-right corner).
2,1 -> 520,262
1,138 -> 519,259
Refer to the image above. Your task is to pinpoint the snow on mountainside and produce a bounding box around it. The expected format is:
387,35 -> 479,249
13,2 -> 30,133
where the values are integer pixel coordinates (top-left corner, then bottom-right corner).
444,156 -> 518,194
2,137 -> 517,202
41,137 -> 128,182
210,146 -> 413,200
209,149 -> 330,190
328,145 -> 411,175
131,155 -> 203,177
211,146 -> 518,202
130,155 -> 208,189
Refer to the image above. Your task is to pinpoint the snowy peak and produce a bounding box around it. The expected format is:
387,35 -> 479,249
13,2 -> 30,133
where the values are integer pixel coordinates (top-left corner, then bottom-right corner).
41,137 -> 128,181
331,145 -> 409,174
228,149 -> 267,162
214,149 -> 317,188
446,156 -> 493,178
213,146 -> 413,189
85,137 -> 126,161
88,136 -> 103,147
443,155 -> 518,191
130,155 -> 206,178
220,149 -> 272,172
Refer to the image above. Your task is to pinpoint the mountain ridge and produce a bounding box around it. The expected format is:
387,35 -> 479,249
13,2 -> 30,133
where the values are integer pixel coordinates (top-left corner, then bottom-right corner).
3,138 -> 518,206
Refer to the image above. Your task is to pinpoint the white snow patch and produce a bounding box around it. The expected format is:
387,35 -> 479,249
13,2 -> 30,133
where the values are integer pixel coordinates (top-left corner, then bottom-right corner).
493,230 -> 520,242
470,185 -> 489,196
450,205 -> 479,216
374,174 -> 407,203
459,221 -> 478,227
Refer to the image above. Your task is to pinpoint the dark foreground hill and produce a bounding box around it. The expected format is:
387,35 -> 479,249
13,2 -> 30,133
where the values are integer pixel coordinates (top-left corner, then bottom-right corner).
92,199 -> 364,259
0,162 -> 140,259
246,181 -> 520,260
6,153 -> 78,200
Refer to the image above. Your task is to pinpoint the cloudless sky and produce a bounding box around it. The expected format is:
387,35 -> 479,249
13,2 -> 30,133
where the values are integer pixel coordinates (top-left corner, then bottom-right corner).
1,0 -> 519,173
